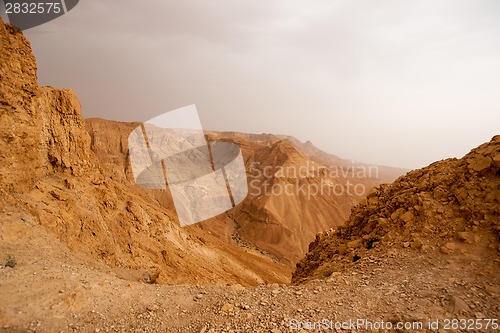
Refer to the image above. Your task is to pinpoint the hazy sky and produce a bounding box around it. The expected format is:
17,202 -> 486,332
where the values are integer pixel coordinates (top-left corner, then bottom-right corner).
12,0 -> 500,168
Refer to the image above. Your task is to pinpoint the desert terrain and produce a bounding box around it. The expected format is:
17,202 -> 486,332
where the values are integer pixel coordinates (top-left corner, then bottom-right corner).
0,18 -> 499,332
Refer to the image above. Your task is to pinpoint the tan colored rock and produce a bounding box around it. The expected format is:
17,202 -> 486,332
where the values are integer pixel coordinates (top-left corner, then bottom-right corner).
410,238 -> 423,250
493,152 -> 500,166
49,189 -> 68,201
377,217 -> 388,228
467,156 -> 492,173
368,196 -> 379,206
440,242 -> 459,254
347,239 -> 362,249
449,295 -> 469,314
337,244 -> 348,254
401,211 -> 414,223
220,303 -> 235,313
433,187 -> 447,200
390,207 -> 405,220
456,232 -> 474,244
230,284 -> 246,293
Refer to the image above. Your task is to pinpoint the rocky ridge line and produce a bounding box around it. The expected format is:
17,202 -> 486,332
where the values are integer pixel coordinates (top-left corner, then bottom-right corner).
293,135 -> 500,282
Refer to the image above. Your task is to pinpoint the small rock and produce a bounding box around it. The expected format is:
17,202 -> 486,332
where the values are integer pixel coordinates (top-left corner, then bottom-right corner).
347,239 -> 362,248
377,218 -> 388,227
401,211 -> 414,222
410,238 -> 423,250
468,156 -> 492,173
449,295 -> 469,314
475,312 -> 485,319
146,304 -> 159,312
329,271 -> 341,278
49,189 -> 68,201
457,232 -> 474,244
440,242 -> 458,254
220,303 -> 234,312
230,284 -> 245,292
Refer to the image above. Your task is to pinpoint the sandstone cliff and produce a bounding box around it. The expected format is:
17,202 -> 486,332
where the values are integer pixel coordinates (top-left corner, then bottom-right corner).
0,19 -> 290,286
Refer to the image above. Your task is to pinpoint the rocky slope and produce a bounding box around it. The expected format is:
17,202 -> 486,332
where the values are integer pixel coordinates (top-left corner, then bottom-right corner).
212,132 -> 387,265
2,210 -> 499,332
293,135 -> 500,282
86,119 -> 404,266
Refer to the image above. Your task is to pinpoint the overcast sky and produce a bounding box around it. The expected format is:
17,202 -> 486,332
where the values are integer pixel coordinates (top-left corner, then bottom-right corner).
16,0 -> 500,169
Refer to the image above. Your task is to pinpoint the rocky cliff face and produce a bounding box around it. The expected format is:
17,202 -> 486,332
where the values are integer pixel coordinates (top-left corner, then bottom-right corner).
0,19 -> 291,286
0,22 -> 100,195
0,22 -> 43,193
293,136 -> 500,281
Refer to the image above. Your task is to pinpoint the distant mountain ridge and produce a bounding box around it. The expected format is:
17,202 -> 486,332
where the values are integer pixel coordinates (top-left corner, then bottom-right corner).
276,134 -> 408,184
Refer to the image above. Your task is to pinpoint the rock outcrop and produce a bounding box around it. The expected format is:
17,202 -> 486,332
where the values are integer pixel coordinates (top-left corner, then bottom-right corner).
0,22 -> 43,193
0,21 -> 100,195
293,135 -> 500,281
